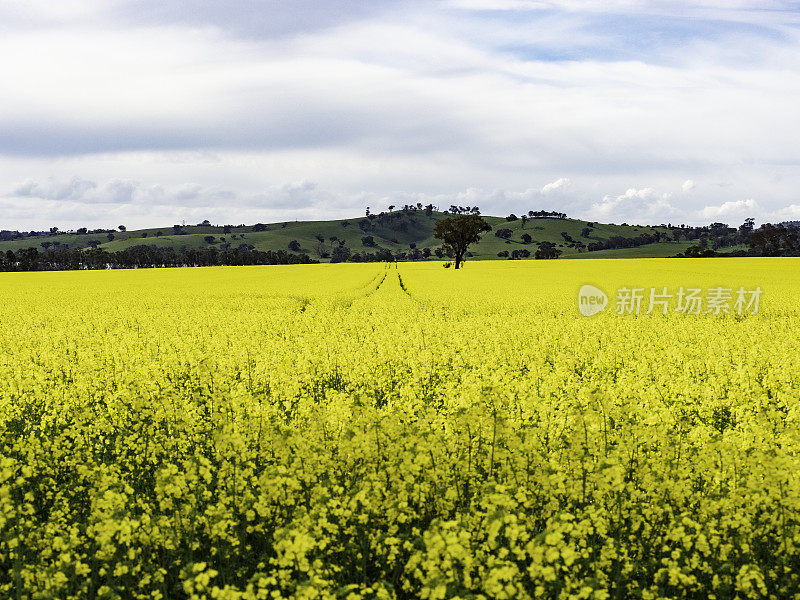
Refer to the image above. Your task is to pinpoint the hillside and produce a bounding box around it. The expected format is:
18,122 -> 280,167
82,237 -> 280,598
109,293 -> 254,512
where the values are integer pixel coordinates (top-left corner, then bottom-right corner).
0,209 -> 725,261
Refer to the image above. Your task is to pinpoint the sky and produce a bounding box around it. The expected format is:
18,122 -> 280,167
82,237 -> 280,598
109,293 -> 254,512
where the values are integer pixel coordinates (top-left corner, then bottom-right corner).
1,0 -> 799,230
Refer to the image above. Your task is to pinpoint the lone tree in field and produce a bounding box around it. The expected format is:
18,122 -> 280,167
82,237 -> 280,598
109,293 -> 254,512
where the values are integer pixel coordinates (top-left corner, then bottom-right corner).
433,214 -> 491,269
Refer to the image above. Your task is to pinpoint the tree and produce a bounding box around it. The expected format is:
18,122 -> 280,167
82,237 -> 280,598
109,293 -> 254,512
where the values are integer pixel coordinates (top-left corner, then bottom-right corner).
749,223 -> 798,256
684,245 -> 716,258
521,233 -> 532,244
118,225 -> 127,232
361,235 -> 375,247
495,228 -> 512,240
288,240 -> 301,251
314,241 -> 329,258
535,241 -> 562,259
738,217 -> 755,243
331,245 -> 351,263
204,236 -> 216,244
433,214 -> 491,269
253,223 -> 268,232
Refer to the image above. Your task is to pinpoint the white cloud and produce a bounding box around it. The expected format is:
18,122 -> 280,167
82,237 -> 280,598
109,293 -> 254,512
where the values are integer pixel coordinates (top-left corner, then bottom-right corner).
682,180 -> 696,192
589,187 -> 678,223
767,204 -> 800,222
541,178 -> 571,194
698,198 -> 759,220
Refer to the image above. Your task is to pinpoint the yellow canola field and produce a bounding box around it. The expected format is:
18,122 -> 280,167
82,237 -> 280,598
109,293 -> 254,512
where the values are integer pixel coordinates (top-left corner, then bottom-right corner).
0,259 -> 799,600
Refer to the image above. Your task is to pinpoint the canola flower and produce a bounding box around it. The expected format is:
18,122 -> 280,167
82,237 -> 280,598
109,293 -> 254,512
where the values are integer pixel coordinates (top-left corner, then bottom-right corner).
0,258 -> 799,599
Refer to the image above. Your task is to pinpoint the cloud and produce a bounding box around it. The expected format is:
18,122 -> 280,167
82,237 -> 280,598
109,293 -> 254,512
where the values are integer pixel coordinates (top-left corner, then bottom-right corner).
12,177 -> 100,202
589,187 -> 679,223
698,198 -> 759,220
0,0 -> 799,228
541,178 -> 571,194
444,1 -> 800,15
771,204 -> 800,222
247,182 -> 335,210
0,0 -> 421,37
5,177 -> 238,207
118,0 -> 421,39
0,23 -> 483,157
2,176 -> 351,224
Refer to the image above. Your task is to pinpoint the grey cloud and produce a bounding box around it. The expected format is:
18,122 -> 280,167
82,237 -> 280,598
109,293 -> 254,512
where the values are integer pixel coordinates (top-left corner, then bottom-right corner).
171,184 -> 235,203
0,0 -> 421,37
5,177 -> 237,207
104,180 -> 139,204
12,177 -> 99,201
244,182 -> 335,210
115,0 -> 419,38
12,180 -> 41,197
173,184 -> 204,201
0,97 -> 474,158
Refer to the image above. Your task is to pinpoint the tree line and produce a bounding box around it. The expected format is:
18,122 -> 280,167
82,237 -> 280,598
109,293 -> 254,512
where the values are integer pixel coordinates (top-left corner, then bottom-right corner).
684,221 -> 800,257
0,245 -> 316,272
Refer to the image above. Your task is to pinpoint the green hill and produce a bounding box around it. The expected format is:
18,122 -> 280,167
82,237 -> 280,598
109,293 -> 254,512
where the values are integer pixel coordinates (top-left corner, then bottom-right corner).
0,211 -> 719,261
